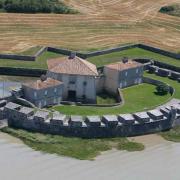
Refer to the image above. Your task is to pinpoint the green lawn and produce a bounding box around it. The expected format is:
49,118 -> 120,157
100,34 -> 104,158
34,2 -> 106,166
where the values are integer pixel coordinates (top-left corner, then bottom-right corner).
144,72 -> 180,99
87,48 -> 180,67
1,127 -> 144,160
0,51 -> 62,69
52,83 -> 171,116
97,92 -> 117,104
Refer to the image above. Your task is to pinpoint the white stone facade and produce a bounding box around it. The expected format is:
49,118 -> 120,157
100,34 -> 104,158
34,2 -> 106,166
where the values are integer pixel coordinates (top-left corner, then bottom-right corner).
47,71 -> 97,103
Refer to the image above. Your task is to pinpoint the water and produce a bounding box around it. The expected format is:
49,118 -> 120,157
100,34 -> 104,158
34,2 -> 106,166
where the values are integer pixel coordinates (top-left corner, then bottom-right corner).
0,75 -> 38,98
0,133 -> 180,180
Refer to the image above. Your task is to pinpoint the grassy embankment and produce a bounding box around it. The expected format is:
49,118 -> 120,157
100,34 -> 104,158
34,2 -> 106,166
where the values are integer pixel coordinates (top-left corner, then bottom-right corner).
19,46 -> 42,55
160,126 -> 180,142
1,127 -> 144,160
0,47 -> 179,69
52,82 -> 171,116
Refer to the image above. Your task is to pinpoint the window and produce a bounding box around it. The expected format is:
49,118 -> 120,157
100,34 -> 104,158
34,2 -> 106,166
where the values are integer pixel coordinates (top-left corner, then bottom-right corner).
54,88 -> 57,93
44,100 -> 47,106
136,69 -> 139,74
53,98 -> 57,104
69,75 -> 76,84
119,83 -> 122,88
124,81 -> 127,87
83,81 -> 87,86
34,92 -> 37,98
125,71 -> 128,77
44,90 -> 48,95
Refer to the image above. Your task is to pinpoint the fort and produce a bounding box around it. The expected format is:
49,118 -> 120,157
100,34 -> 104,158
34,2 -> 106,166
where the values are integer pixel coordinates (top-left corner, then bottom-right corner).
0,43 -> 179,138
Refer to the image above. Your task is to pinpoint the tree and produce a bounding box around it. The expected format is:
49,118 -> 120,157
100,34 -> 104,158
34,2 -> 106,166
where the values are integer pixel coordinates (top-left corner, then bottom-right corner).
156,84 -> 169,95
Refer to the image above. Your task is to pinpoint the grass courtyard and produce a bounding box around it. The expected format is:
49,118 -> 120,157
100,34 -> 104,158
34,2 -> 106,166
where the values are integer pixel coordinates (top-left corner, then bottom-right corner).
1,127 -> 144,160
52,82 -> 172,116
87,48 -> 180,67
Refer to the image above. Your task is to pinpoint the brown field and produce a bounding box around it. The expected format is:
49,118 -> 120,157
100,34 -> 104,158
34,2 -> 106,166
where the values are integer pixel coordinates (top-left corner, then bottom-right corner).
0,0 -> 180,53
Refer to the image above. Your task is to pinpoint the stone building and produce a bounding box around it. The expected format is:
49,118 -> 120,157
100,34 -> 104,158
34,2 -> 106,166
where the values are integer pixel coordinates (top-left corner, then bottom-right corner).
22,77 -> 63,108
103,59 -> 144,94
47,55 -> 98,103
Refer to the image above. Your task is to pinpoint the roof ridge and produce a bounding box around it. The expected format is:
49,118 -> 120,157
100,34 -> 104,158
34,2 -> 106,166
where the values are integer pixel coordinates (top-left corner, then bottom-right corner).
76,56 -> 98,76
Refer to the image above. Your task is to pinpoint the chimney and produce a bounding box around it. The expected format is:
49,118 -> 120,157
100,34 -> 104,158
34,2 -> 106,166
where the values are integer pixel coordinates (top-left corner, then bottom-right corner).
69,52 -> 76,59
40,74 -> 47,82
122,57 -> 128,64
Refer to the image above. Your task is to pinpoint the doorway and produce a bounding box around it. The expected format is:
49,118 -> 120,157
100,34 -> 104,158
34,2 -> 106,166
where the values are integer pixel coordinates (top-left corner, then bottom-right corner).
68,90 -> 76,101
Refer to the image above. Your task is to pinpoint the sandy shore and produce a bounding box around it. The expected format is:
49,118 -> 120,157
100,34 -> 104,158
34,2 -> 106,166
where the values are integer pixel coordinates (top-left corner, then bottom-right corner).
0,132 -> 180,180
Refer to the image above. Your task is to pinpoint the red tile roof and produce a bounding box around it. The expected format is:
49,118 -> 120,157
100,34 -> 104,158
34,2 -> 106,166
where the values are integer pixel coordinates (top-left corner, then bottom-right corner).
47,56 -> 98,76
105,60 -> 143,71
24,78 -> 63,90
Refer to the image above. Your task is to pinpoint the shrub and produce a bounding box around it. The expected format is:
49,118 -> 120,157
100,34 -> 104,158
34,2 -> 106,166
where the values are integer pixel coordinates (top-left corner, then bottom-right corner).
159,6 -> 174,13
0,0 -> 77,14
156,84 -> 169,95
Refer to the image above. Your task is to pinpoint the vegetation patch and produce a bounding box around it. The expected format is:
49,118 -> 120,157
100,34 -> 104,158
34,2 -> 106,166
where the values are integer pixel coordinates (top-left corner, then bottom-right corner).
160,126 -> 180,142
52,83 -> 171,115
0,0 -> 77,14
1,127 -> 144,160
159,4 -> 180,17
97,91 -> 117,105
87,48 -> 180,67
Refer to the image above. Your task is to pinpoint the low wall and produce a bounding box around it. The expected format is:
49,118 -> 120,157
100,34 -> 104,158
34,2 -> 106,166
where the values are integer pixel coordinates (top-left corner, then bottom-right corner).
10,118 -> 173,138
4,101 -> 179,138
0,54 -> 36,61
82,44 -> 138,59
0,67 -> 47,77
137,44 -> 180,59
0,43 -> 179,64
34,46 -> 47,57
154,61 -> 180,73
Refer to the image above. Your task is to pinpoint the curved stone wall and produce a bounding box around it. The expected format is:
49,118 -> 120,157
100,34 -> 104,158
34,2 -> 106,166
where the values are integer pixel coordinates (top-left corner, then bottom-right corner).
1,97 -> 179,138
